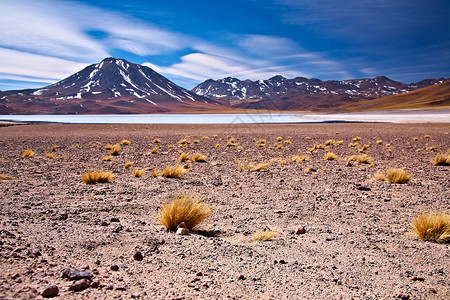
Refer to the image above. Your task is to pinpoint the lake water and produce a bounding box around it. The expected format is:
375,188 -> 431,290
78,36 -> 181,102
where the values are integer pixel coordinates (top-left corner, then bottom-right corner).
0,113 -> 325,124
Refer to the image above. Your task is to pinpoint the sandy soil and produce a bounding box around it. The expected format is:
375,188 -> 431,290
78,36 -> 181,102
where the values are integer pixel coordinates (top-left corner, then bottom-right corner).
0,123 -> 449,299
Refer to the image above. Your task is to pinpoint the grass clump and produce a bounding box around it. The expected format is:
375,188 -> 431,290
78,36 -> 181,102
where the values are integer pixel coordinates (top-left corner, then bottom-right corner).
373,168 -> 412,183
153,138 -> 161,143
157,193 -> 214,231
120,139 -> 131,145
132,168 -> 146,177
323,152 -> 338,160
190,153 -> 207,162
45,153 -> 55,159
358,144 -> 370,152
101,155 -> 114,161
81,171 -> 114,184
158,165 -> 189,178
252,229 -> 278,241
104,144 -> 114,150
376,140 -> 383,144
22,149 -> 35,158
0,174 -> 17,181
249,162 -> 270,172
426,146 -> 435,151
178,151 -> 190,162
124,162 -> 134,169
226,137 -> 237,147
431,153 -> 450,166
410,211 -> 449,243
349,154 -> 374,164
109,144 -> 120,155
50,145 -> 57,152
146,147 -> 158,154
238,163 -> 245,172
352,137 -> 361,142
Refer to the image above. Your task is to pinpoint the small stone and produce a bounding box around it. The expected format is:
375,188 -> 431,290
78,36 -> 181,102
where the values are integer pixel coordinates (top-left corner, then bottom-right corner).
346,161 -> 352,167
279,259 -> 287,264
112,225 -> 123,233
356,185 -> 371,191
176,228 -> 189,235
133,251 -> 143,261
274,210 -> 285,214
396,292 -> 410,300
110,217 -> 120,222
69,279 -> 91,292
411,276 -> 425,281
295,226 -> 306,234
90,281 -> 100,288
110,265 -> 119,271
238,274 -> 246,280
101,221 -> 109,226
115,286 -> 127,291
41,285 -> 59,298
61,268 -> 93,280
177,222 -> 187,229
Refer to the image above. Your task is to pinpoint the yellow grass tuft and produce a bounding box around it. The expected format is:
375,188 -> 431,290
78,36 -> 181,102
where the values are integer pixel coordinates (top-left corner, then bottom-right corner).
178,136 -> 191,145
386,168 -> 412,183
385,143 -> 391,147
305,136 -> 312,140
410,211 -> 450,243
237,146 -> 243,151
22,149 -> 35,158
252,229 -> 278,241
256,139 -> 266,147
413,137 -> 419,141
50,145 -> 57,152
352,137 -> 361,142
283,139 -> 291,144
192,139 -> 200,144
146,147 -> 158,154
124,161 -> 134,169
190,153 -> 207,162
153,138 -> 161,143
120,139 -> 131,145
334,140 -> 344,145
348,142 -> 358,147
238,163 -> 244,172
376,140 -> 383,144
358,144 -> 370,152
226,137 -> 237,147
45,153 -> 55,159
212,134 -> 218,138
104,144 -> 114,150
101,155 -> 114,161
426,146 -> 435,151
324,139 -> 334,146
279,159 -> 287,165
159,165 -> 189,178
424,135 -> 430,138
0,174 -> 17,181
304,167 -> 316,173
132,168 -> 146,177
202,136 -> 209,139
430,153 -> 450,166
276,136 -> 283,141
81,171 -> 114,184
249,162 -> 270,172
109,144 -> 120,155
178,151 -> 190,162
373,171 -> 386,181
87,141 -> 94,147
323,152 -> 338,160
348,154 -> 374,164
157,193 -> 214,231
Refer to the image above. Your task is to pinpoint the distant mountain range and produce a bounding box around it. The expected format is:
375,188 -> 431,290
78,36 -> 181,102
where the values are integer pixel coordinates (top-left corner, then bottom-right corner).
0,57 -> 448,114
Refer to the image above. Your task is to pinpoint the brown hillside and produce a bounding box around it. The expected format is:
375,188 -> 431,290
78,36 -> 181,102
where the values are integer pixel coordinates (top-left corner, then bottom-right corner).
333,79 -> 450,111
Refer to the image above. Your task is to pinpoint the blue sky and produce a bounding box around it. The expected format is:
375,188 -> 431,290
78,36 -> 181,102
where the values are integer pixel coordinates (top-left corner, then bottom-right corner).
1,0 -> 449,91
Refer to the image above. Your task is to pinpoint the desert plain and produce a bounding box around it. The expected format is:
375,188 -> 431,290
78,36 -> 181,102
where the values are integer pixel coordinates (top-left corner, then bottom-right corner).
0,122 -> 449,299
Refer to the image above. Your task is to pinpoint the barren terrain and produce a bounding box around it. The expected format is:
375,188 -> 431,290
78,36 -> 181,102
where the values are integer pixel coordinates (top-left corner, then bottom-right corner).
0,122 -> 449,299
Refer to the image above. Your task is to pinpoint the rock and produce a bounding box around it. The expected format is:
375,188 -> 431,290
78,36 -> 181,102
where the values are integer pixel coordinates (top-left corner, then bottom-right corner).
90,281 -> 100,288
41,285 -> 59,298
356,185 -> 371,191
411,276 -> 425,281
279,259 -> 287,264
295,226 -> 306,234
69,279 -> 91,292
177,222 -> 187,229
110,217 -> 120,222
396,292 -> 410,300
176,228 -> 189,235
238,274 -> 246,280
110,265 -> 119,271
133,251 -> 143,261
274,210 -> 285,214
101,221 -> 109,226
61,268 -> 93,280
346,161 -> 352,167
112,225 -> 123,233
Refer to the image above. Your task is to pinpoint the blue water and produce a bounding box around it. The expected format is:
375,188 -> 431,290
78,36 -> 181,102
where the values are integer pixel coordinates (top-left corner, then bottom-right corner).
0,113 -> 325,124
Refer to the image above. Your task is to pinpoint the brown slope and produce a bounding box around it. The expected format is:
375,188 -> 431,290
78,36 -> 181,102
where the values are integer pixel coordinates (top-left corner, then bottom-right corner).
332,79 -> 450,112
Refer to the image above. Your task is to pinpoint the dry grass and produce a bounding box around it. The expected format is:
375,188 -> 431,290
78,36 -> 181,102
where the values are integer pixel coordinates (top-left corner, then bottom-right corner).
324,139 -> 334,146
202,136 -> 209,139
410,211 -> 450,243
237,145 -> 243,151
124,162 -> 134,169
304,167 -> 316,173
101,155 -> 114,161
424,135 -> 430,138
283,139 -> 291,144
22,149 -> 35,158
45,153 -> 54,159
226,137 -> 237,147
385,143 -> 391,147
426,146 -> 436,151
159,165 -> 189,178
109,144 -> 120,155
178,136 -> 191,145
256,139 -> 266,147
132,168 -> 146,177
238,163 -> 245,172
358,144 -> 370,152
190,153 -> 207,162
276,136 -> 283,141
430,153 -> 450,166
252,229 -> 278,241
249,162 -> 270,172
374,168 -> 412,183
323,152 -> 338,160
352,136 -> 361,142
0,174 -> 17,181
305,136 -> 312,140
81,171 -> 114,184
153,138 -> 161,143
376,140 -> 383,144
178,151 -> 190,162
120,139 -> 131,145
348,142 -> 358,147
348,154 -> 374,164
146,147 -> 158,154
334,140 -> 344,145
156,193 -> 214,231
104,144 -> 114,150
50,145 -> 57,152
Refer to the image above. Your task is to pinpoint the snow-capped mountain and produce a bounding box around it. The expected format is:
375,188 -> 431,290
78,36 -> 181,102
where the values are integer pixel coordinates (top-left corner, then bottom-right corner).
0,57 -> 219,114
192,75 -> 446,110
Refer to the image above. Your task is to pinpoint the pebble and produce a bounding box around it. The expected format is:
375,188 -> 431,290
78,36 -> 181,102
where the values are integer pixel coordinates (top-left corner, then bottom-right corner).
295,226 -> 306,234
41,285 -> 59,298
110,217 -> 120,222
133,251 -> 143,261
238,274 -> 246,280
69,279 -> 91,292
177,222 -> 187,229
61,268 -> 93,280
176,228 -> 189,235
395,292 -> 410,300
110,265 -> 119,271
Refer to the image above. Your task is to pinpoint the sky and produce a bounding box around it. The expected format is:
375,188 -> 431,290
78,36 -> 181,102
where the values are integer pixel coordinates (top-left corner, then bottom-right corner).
1,0 -> 449,91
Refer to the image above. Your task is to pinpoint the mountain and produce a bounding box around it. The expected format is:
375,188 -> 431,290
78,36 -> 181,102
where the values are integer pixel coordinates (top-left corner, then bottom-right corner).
0,57 -> 222,114
332,79 -> 450,111
192,76 -> 447,111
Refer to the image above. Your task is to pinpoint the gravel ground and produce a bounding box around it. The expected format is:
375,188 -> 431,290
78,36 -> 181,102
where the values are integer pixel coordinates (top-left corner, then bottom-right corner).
0,122 -> 449,299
